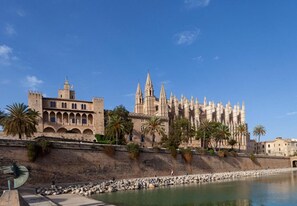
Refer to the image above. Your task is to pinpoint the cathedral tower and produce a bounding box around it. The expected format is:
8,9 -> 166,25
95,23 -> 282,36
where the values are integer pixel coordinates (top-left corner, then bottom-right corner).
158,84 -> 168,117
143,73 -> 155,115
134,83 -> 143,113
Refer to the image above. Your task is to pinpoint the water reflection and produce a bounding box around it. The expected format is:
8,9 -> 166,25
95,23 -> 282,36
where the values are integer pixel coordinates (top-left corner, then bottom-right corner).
93,171 -> 297,206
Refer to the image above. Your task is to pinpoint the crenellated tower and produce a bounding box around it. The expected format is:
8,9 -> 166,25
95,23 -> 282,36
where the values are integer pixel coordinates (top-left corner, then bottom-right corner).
58,79 -> 75,99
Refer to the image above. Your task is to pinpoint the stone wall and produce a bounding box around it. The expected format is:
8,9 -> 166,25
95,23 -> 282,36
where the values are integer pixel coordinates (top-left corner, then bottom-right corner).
0,140 -> 290,188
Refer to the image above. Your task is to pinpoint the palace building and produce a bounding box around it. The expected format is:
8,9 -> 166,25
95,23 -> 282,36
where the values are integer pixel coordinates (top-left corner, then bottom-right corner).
131,73 -> 250,149
28,79 -> 104,141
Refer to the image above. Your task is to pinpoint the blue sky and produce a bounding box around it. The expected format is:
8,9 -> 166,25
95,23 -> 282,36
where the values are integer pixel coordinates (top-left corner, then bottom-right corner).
1,0 -> 297,141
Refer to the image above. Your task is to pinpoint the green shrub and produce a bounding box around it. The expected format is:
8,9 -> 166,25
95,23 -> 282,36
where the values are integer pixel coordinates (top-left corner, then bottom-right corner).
168,146 -> 178,158
127,143 -> 140,159
180,148 -> 193,164
27,142 -> 39,162
27,140 -> 52,162
218,150 -> 228,158
104,145 -> 115,157
250,153 -> 256,162
207,148 -> 215,156
38,140 -> 51,155
95,134 -> 105,142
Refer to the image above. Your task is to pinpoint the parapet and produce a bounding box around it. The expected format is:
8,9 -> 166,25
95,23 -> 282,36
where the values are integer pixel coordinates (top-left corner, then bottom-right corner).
28,91 -> 43,96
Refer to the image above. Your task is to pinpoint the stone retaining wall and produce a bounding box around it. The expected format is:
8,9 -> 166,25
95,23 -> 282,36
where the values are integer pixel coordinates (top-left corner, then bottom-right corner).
0,140 -> 291,188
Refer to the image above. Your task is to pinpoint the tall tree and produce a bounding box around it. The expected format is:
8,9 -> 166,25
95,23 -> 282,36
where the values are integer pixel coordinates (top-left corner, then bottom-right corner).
161,118 -> 182,149
228,139 -> 237,150
176,118 -> 195,144
106,115 -> 127,145
196,120 -> 212,149
143,116 -> 165,147
0,110 -> 6,126
235,124 -> 247,151
253,125 -> 266,154
214,123 -> 231,150
3,103 -> 39,139
105,105 -> 133,145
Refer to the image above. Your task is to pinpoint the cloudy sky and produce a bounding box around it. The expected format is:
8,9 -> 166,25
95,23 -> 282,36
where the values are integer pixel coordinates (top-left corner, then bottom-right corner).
1,0 -> 297,141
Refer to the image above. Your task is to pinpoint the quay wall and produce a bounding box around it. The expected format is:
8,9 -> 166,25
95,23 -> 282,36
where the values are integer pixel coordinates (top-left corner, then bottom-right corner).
0,139 -> 290,187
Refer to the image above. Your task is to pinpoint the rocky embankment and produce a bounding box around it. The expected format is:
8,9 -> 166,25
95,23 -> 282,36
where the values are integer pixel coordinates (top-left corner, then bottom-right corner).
37,168 -> 297,196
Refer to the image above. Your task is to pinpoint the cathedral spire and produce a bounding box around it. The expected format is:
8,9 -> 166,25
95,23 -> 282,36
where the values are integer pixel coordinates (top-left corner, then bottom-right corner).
158,84 -> 168,117
145,72 -> 154,97
145,72 -> 153,87
136,82 -> 142,96
134,82 -> 143,113
143,73 -> 155,115
160,84 -> 166,98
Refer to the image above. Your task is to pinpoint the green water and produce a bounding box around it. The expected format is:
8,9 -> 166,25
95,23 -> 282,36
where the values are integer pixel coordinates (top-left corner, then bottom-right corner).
92,171 -> 297,206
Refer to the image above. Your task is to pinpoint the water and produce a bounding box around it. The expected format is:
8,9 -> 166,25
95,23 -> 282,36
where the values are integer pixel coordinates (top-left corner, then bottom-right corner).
92,171 -> 297,206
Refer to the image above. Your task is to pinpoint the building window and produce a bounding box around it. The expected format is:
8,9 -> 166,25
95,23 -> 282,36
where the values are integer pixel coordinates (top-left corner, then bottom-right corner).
81,104 -> 86,110
155,106 -> 159,111
72,103 -> 77,109
50,101 -> 56,108
50,117 -> 55,123
268,150 -> 271,153
82,118 -> 87,124
141,135 -> 145,142
62,102 -> 67,108
268,144 -> 270,148
279,148 -> 281,151
262,145 -> 264,148
72,118 -> 76,124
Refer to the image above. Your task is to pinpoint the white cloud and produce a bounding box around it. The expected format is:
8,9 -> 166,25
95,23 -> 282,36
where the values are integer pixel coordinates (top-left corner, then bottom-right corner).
24,75 -> 43,90
0,44 -> 14,66
16,9 -> 26,17
185,0 -> 210,8
192,56 -> 204,62
174,29 -> 200,45
213,56 -> 220,60
0,45 -> 13,59
286,112 -> 297,116
5,24 -> 16,36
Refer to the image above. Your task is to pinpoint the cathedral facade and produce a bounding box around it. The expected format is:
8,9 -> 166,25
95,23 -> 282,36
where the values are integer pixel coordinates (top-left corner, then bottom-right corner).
132,73 -> 249,149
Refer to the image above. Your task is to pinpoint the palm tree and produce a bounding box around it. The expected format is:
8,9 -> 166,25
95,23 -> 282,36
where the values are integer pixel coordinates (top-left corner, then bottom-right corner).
106,115 -> 127,145
177,118 -> 195,144
143,116 -> 165,147
197,120 -> 212,149
253,125 -> 266,154
235,124 -> 247,151
228,139 -> 237,150
0,110 -> 6,126
3,103 -> 39,139
214,123 -> 231,151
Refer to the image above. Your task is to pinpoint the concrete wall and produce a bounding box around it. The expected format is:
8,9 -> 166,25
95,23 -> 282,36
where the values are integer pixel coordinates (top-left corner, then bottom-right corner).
0,140 -> 290,188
